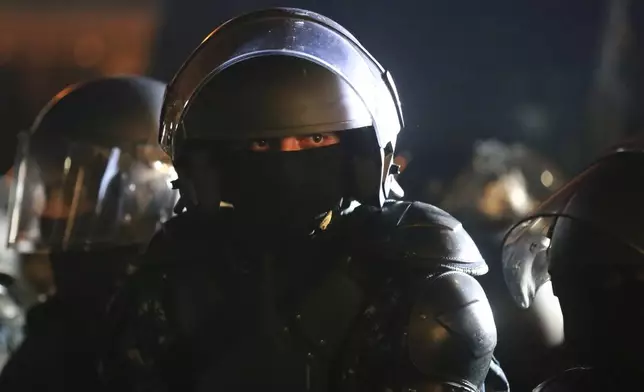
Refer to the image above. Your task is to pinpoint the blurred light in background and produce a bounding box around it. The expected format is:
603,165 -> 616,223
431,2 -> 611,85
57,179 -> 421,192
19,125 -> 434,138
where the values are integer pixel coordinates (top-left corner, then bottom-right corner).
152,160 -> 178,189
440,139 -> 565,223
393,151 -> 413,173
540,170 -> 554,188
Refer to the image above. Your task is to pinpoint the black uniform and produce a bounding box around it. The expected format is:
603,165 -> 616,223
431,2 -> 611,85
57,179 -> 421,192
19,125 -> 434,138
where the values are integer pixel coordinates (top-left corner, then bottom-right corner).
502,144 -> 644,391
104,200 -> 497,392
0,246 -> 141,392
0,77 -> 177,391
102,8 -> 502,392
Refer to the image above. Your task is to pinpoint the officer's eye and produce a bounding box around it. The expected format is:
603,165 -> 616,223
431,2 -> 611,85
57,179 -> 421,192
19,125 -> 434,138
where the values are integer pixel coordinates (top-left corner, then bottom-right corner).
297,133 -> 340,150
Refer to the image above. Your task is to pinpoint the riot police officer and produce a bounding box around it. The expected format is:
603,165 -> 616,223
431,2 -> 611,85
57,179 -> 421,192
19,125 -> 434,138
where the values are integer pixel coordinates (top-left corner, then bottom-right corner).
0,76 -> 178,391
502,144 -> 644,391
103,8 -> 500,392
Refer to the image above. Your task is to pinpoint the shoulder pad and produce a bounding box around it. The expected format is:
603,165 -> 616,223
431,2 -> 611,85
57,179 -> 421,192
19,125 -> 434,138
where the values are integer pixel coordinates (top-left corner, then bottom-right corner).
353,200 -> 487,275
408,271 -> 497,390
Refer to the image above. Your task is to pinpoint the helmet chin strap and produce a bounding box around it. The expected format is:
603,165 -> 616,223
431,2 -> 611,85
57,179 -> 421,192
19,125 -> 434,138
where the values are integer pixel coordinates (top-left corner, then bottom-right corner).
380,144 -> 404,201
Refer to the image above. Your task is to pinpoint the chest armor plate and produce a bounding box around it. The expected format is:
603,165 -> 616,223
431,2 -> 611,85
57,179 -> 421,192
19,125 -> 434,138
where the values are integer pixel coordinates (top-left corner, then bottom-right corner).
168,244 -> 392,392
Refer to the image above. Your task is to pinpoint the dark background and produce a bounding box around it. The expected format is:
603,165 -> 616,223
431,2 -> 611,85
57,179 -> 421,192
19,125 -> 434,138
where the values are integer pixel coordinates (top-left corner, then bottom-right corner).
2,0 -> 643,182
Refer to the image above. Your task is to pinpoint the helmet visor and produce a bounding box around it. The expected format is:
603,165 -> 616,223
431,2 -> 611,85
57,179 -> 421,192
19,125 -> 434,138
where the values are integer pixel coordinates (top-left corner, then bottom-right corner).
7,133 -> 178,252
160,8 -> 402,152
502,216 -> 555,309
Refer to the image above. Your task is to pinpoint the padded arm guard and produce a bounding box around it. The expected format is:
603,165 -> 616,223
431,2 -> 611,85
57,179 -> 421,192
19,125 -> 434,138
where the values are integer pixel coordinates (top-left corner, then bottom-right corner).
353,200 -> 489,276
408,271 -> 497,391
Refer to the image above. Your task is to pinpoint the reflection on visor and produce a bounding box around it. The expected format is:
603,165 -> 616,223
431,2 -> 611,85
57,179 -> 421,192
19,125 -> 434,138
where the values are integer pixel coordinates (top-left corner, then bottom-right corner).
160,10 -> 402,154
7,138 -> 179,252
502,216 -> 555,308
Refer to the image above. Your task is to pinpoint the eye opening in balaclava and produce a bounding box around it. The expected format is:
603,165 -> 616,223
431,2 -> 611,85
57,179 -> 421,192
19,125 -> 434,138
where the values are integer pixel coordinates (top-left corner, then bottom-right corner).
176,126 -> 385,234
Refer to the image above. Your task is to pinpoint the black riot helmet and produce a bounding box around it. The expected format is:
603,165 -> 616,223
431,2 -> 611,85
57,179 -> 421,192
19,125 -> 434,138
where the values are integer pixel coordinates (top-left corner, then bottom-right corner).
502,146 -> 644,371
159,8 -> 404,212
6,76 -> 179,253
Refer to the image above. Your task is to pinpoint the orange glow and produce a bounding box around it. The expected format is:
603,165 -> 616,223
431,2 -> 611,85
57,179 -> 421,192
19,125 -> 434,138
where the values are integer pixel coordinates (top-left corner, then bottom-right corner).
0,8 -> 159,113
73,34 -> 106,68
0,9 -> 159,74
53,84 -> 78,102
0,35 -> 14,66
394,155 -> 409,172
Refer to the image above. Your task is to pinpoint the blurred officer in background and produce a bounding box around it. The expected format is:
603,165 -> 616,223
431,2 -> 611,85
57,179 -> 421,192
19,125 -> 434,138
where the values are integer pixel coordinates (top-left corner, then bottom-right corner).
503,141 -> 644,391
0,76 -> 178,392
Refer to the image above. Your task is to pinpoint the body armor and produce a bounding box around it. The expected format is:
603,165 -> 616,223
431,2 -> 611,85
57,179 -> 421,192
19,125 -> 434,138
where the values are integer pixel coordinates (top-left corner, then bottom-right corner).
103,200 -> 496,392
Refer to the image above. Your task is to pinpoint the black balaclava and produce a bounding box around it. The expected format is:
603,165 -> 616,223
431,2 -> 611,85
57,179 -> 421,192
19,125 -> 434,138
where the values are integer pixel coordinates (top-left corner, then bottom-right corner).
221,144 -> 345,237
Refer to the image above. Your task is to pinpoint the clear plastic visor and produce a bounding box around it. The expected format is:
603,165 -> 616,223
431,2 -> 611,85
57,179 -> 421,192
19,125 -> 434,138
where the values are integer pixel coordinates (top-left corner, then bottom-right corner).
6,134 -> 178,252
160,10 -> 402,153
502,215 -> 556,309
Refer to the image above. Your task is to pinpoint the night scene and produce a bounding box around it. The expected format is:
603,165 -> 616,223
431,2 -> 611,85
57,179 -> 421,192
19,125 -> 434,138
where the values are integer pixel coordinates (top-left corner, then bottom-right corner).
0,1 -> 643,391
